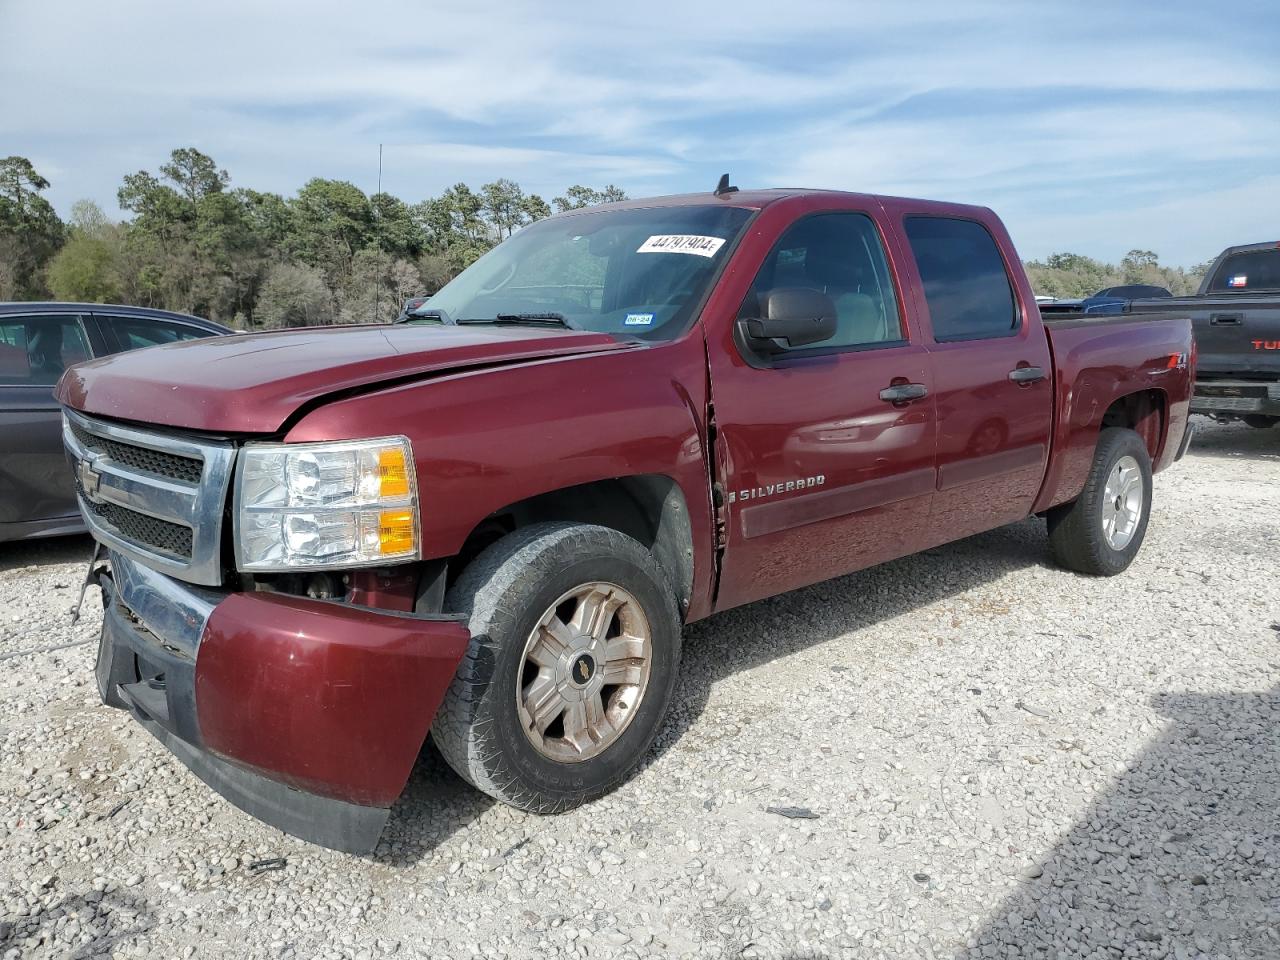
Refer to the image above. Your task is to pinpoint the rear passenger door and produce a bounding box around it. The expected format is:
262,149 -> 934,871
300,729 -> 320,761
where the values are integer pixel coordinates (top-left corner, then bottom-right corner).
897,213 -> 1054,541
0,312 -> 104,527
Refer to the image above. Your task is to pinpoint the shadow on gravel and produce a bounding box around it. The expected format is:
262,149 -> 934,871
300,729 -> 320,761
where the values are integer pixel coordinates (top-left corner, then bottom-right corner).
1185,417 -> 1280,463
377,742 -> 496,866
0,533 -> 93,574
651,517 -> 1052,767
2,890 -> 154,959
378,519 -> 1051,865
959,686 -> 1280,959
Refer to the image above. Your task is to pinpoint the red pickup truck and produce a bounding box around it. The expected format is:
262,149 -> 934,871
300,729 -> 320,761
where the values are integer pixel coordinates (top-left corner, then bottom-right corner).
57,187 -> 1194,853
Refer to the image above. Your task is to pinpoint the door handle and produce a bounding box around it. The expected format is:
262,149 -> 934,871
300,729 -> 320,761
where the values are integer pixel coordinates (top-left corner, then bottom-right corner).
1210,313 -> 1242,326
1008,366 -> 1046,384
879,382 -> 929,404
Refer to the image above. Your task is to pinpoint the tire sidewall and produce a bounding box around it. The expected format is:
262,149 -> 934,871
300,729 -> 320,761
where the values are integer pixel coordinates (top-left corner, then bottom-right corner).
1087,429 -> 1153,574
449,526 -> 681,804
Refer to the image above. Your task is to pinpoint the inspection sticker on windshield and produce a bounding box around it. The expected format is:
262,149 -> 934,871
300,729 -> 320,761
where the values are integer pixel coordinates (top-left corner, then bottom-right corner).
624,313 -> 654,326
637,234 -> 726,258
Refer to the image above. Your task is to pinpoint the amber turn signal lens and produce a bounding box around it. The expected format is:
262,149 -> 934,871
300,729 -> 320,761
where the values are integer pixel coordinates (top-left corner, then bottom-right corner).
378,510 -> 416,555
378,448 -> 410,498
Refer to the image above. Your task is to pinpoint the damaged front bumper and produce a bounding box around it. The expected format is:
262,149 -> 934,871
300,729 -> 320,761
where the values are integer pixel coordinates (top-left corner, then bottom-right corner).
93,551 -> 469,854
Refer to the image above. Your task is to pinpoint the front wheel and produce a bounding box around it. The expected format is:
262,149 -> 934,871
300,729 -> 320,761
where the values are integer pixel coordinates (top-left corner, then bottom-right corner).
1243,415 -> 1279,429
432,522 -> 682,813
1047,427 -> 1153,576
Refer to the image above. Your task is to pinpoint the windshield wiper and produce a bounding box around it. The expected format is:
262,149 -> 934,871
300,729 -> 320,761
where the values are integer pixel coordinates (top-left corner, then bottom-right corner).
457,313 -> 579,330
395,308 -> 451,324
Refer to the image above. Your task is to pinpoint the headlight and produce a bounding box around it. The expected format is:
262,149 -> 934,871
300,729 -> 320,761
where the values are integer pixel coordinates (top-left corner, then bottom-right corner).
234,436 -> 419,571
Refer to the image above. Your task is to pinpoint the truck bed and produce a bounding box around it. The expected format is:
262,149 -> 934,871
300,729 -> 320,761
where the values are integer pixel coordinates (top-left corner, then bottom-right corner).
1124,295 -> 1280,381
1040,309 -> 1192,330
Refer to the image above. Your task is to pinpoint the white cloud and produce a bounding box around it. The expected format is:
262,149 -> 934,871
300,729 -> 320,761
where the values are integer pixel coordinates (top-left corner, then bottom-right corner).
1,0 -> 1277,263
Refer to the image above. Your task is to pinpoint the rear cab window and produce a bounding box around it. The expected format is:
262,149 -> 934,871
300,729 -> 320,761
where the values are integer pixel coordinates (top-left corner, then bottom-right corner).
1208,248 -> 1280,293
0,314 -> 91,385
904,217 -> 1019,341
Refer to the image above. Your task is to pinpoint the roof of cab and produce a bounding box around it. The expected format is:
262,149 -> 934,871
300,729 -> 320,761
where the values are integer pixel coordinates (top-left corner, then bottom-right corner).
548,187 -> 994,219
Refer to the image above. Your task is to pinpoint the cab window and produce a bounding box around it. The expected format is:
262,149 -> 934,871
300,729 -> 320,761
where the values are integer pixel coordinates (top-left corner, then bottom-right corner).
110,316 -> 211,351
739,212 -> 903,354
905,216 -> 1018,341
0,315 -> 91,385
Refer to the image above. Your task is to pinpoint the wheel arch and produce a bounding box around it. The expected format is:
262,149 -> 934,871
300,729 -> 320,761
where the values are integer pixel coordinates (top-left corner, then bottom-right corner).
1100,388 -> 1167,462
448,475 -> 696,620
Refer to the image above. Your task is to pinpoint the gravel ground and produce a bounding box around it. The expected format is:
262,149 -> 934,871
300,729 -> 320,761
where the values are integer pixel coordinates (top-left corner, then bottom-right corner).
1,417 -> 1277,960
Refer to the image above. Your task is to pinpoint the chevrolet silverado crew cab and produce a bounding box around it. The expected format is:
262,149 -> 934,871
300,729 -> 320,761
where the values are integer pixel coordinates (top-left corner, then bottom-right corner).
57,186 -> 1194,853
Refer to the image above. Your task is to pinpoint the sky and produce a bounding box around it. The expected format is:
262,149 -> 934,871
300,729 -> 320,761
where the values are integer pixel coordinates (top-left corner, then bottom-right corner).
3,0 -> 1278,266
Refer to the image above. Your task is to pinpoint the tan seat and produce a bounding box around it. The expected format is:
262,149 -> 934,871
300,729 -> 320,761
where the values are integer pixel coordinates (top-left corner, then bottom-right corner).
830,292 -> 884,345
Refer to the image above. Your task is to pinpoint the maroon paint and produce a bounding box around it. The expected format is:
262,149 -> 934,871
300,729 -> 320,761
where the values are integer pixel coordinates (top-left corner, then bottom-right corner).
284,335 -> 724,620
56,323 -> 634,433
880,198 -> 1056,544
346,568 -> 418,613
1031,315 -> 1193,514
700,193 -> 939,610
194,592 -> 469,807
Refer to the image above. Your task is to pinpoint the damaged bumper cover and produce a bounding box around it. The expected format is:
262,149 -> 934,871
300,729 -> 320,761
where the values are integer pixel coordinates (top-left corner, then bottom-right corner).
94,551 -> 469,854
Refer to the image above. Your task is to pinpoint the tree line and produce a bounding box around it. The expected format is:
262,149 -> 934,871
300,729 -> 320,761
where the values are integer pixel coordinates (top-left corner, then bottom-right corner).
0,151 -> 626,327
1024,250 -> 1209,300
2,150 -> 1209,327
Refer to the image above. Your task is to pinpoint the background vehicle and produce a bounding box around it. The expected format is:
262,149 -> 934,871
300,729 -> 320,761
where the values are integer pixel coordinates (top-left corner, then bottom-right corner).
1,303 -> 229,543
1039,283 -> 1172,316
58,188 -> 1193,853
1123,242 -> 1280,426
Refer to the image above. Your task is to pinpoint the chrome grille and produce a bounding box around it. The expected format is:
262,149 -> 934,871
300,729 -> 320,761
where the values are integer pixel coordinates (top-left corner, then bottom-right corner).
63,409 -> 237,585
78,490 -> 194,559
68,419 -> 203,484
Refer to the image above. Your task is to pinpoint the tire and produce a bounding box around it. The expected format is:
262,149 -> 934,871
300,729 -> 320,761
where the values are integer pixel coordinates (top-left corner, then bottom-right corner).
432,522 -> 682,813
1047,427 -> 1153,576
1242,415 -> 1279,429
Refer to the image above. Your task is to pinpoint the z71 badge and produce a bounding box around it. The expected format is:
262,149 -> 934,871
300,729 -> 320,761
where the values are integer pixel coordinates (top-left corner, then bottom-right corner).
727,475 -> 825,504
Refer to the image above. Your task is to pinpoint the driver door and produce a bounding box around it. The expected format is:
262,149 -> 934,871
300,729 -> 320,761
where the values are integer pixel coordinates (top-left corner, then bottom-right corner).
706,209 -> 938,612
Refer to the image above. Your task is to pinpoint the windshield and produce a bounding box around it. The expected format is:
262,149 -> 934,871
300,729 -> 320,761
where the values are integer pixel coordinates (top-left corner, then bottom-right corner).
423,204 -> 753,339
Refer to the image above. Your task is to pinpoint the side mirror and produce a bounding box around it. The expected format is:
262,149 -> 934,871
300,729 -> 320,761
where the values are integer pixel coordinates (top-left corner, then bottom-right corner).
738,288 -> 838,354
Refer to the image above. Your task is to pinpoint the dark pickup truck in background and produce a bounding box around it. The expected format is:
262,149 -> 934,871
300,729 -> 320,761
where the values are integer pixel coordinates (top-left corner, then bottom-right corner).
1123,242 -> 1280,427
57,187 -> 1193,852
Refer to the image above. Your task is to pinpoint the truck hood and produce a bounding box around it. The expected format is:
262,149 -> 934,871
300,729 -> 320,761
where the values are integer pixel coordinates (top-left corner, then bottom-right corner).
57,324 -> 634,434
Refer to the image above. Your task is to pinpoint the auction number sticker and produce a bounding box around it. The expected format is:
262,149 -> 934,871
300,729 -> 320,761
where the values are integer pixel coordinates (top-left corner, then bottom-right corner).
637,234 -> 726,258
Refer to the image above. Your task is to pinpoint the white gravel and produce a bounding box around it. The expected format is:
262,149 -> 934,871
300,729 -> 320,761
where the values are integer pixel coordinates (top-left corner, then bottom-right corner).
1,417 -> 1277,960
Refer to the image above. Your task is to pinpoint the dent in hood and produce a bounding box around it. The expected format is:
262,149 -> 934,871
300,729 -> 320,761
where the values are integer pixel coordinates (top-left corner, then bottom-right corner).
57,324 -> 633,434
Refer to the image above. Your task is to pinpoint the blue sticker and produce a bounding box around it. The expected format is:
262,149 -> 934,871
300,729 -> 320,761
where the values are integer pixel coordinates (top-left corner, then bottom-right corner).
624,313 -> 655,326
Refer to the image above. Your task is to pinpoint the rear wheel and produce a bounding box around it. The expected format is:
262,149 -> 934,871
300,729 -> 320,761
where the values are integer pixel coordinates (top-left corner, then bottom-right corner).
1243,415 -> 1279,429
432,522 -> 681,812
1047,427 -> 1153,576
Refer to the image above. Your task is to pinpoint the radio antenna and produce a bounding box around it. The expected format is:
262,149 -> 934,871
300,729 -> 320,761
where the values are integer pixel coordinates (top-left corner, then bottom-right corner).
714,173 -> 738,196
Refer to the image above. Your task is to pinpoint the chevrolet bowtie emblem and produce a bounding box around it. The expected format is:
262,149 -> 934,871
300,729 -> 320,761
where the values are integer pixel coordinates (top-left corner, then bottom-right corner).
77,458 -> 104,503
